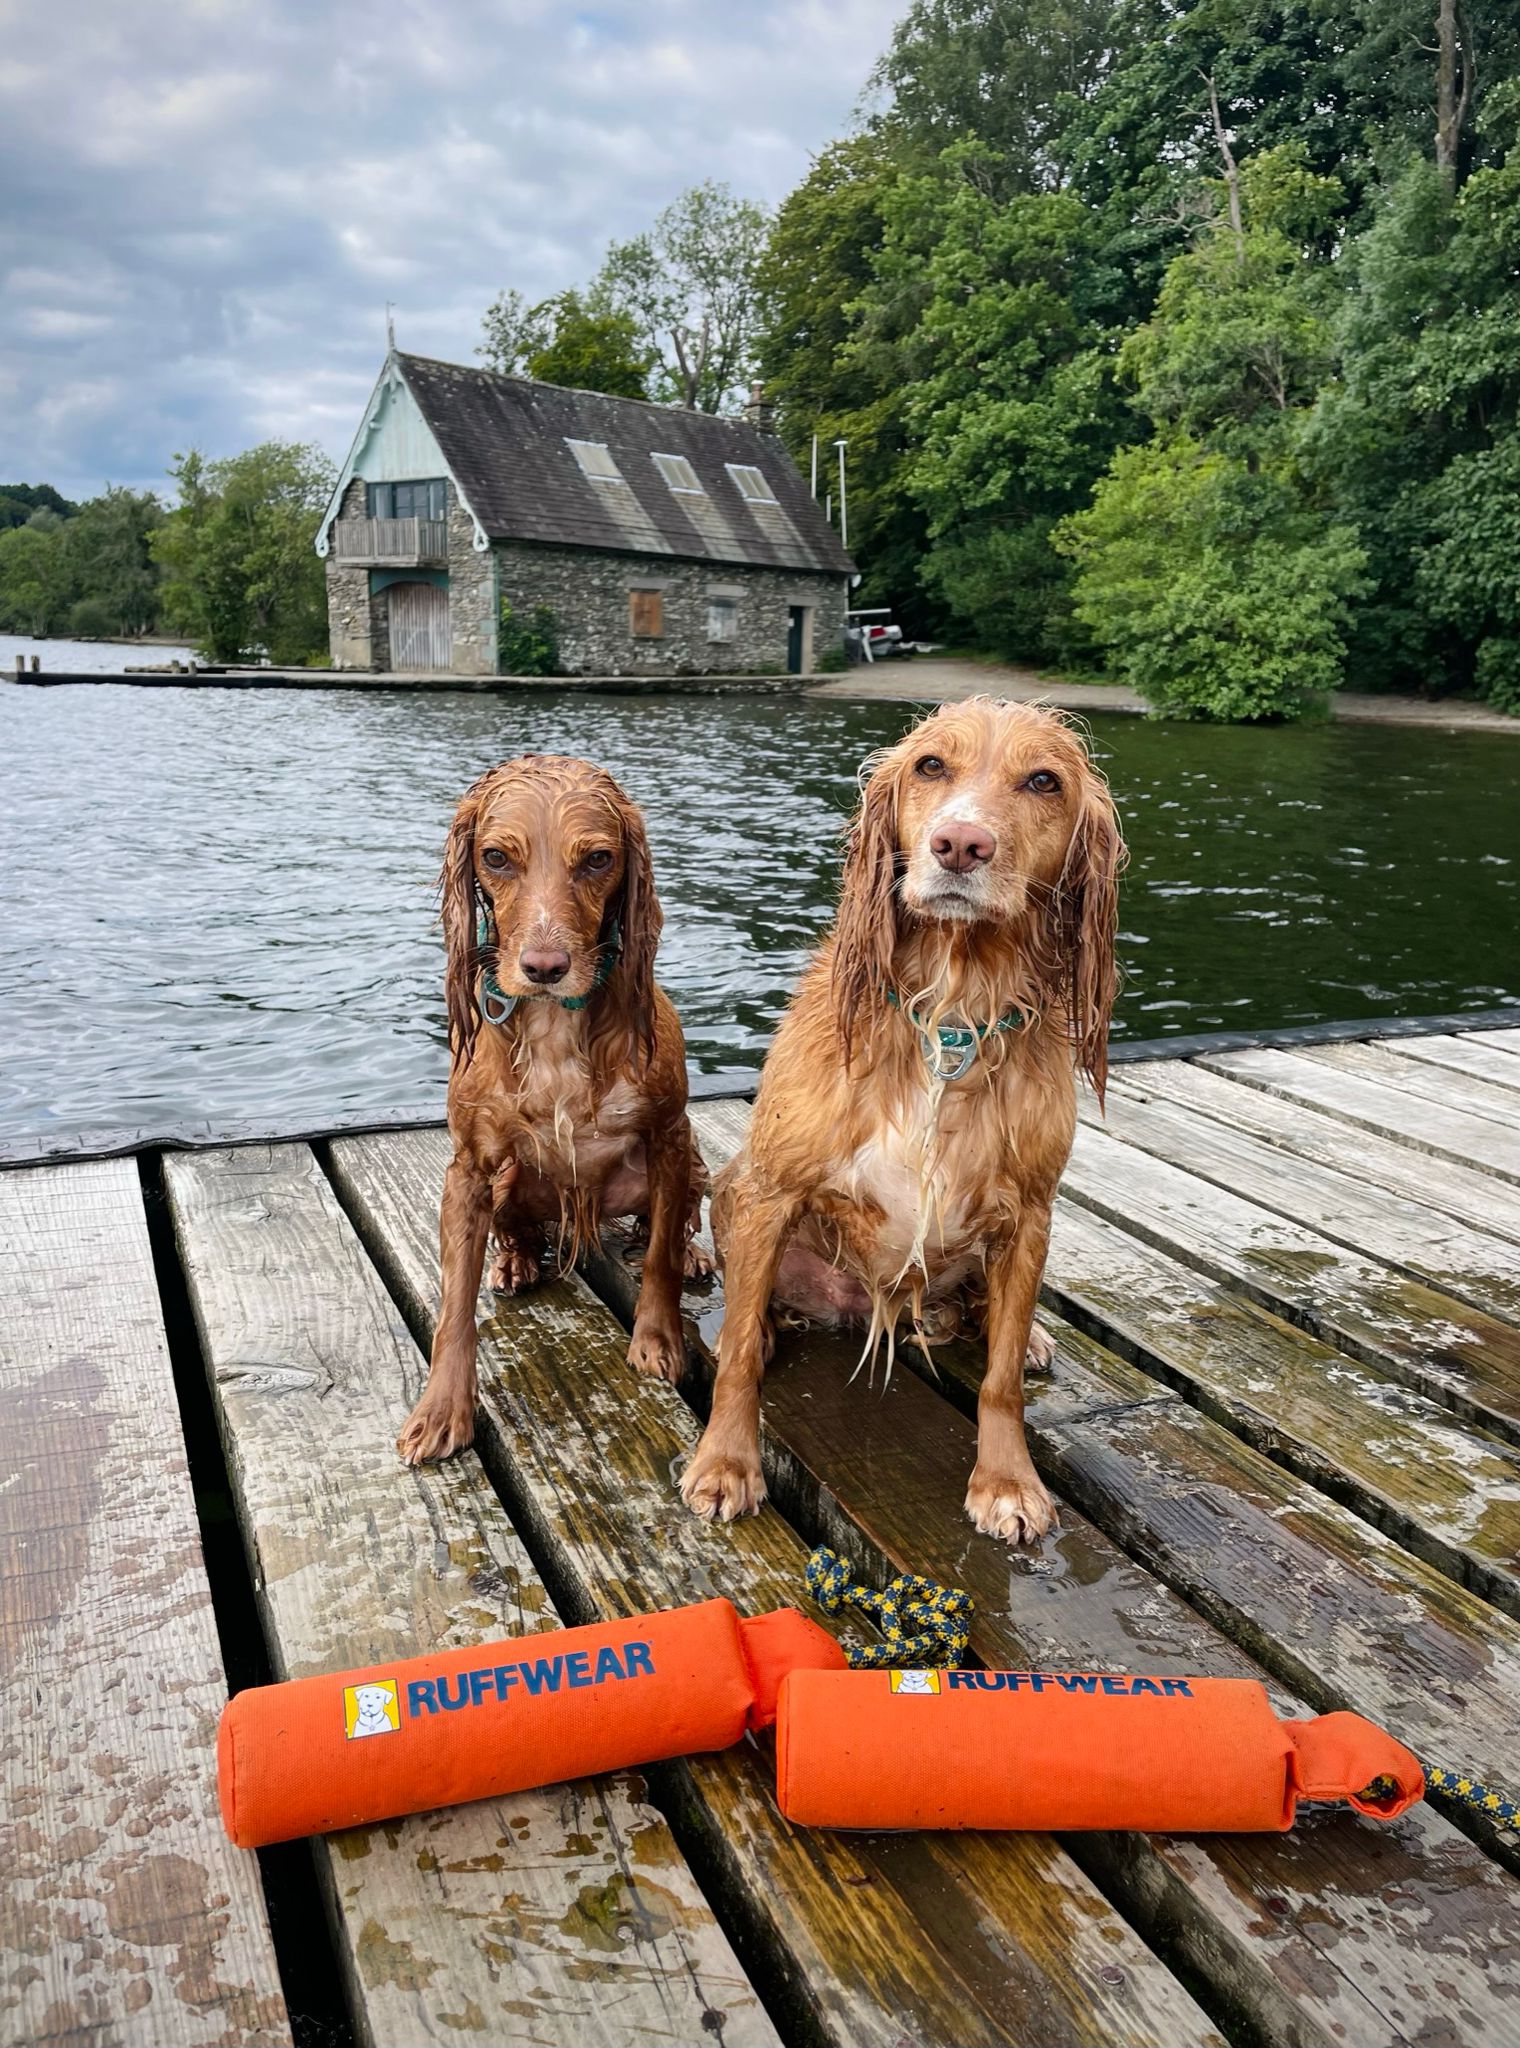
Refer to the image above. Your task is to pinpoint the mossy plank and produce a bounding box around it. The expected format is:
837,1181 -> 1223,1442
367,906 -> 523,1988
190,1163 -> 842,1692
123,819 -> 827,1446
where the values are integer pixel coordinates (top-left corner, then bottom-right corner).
328,1126 -> 1218,2048
1202,1046 -> 1520,1186
165,1144 -> 776,2048
1063,1123 -> 1520,1444
1087,1077 -> 1520,1326
662,1103 -> 1520,2047
1046,1199 -> 1520,1617
1105,1058 -> 1520,1248
0,1160 -> 290,2048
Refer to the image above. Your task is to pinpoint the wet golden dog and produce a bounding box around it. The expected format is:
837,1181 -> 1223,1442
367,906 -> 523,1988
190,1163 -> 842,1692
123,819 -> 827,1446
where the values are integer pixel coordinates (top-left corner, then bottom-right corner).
683,700 -> 1124,1544
399,755 -> 706,1466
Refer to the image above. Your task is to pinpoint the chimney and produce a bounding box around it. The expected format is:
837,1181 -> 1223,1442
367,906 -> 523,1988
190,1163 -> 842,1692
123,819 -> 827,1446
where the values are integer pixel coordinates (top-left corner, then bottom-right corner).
744,380 -> 776,434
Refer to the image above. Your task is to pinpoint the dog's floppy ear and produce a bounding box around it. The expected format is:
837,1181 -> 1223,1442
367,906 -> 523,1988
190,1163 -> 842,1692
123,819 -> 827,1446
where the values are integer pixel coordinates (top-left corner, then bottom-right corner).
1059,772 -> 1126,1109
831,752 -> 901,1064
613,791 -> 662,1068
440,776 -> 489,1070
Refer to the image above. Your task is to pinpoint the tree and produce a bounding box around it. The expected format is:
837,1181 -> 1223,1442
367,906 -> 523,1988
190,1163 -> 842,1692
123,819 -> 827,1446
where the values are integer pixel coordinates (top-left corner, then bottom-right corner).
477,288 -> 552,375
755,133 -> 934,623
64,487 -> 164,636
595,182 -> 770,411
1055,438 -> 1367,718
479,286 -> 656,397
0,482 -> 76,530
873,0 -> 1120,190
0,520 -> 72,635
154,442 -> 334,664
858,141 -> 1128,660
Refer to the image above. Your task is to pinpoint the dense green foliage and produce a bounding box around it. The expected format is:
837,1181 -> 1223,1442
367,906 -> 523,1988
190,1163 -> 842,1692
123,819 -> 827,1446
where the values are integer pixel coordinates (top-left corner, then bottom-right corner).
757,0 -> 1520,717
478,287 -> 656,398
0,485 -> 164,638
497,599 -> 561,677
153,443 -> 334,664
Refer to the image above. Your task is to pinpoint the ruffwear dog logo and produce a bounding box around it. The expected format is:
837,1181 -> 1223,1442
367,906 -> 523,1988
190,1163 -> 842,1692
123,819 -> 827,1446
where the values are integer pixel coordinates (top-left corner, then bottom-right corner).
889,1669 -> 941,1695
345,1680 -> 400,1738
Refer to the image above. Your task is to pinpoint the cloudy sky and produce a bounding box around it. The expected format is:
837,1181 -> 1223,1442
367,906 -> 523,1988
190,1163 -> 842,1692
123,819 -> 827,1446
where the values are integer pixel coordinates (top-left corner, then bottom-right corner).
0,0 -> 902,501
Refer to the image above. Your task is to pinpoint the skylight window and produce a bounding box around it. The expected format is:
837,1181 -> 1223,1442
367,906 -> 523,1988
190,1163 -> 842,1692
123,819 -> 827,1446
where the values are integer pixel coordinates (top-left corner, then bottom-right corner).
726,463 -> 778,505
652,452 -> 704,495
566,438 -> 626,484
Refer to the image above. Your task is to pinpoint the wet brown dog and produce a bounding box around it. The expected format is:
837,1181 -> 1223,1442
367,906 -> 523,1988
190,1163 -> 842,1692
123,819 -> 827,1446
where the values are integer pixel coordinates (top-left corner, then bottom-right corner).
398,754 -> 706,1466
682,700 -> 1124,1544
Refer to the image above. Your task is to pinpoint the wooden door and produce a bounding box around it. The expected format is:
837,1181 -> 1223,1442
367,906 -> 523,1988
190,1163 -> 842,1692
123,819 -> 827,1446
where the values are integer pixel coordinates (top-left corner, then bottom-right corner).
390,581 -> 451,671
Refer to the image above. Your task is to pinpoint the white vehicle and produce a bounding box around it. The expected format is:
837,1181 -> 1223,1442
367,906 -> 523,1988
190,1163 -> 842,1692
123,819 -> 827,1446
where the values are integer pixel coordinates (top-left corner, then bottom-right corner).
845,608 -> 912,662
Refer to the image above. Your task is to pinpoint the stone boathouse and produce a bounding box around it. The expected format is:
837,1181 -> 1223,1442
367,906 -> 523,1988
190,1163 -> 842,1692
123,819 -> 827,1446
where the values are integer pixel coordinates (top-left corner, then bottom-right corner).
316,350 -> 855,677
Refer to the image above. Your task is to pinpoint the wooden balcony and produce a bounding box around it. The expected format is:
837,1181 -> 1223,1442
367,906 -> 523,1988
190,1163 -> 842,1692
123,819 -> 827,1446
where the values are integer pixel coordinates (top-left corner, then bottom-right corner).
330,516 -> 448,567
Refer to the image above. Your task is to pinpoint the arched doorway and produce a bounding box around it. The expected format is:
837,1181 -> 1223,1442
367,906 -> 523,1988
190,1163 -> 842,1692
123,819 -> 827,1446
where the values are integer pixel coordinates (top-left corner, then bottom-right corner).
389,580 -> 451,671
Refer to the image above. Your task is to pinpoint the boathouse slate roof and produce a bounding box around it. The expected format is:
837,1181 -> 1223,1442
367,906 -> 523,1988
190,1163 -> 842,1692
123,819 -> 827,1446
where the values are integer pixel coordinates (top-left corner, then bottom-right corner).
396,352 -> 854,577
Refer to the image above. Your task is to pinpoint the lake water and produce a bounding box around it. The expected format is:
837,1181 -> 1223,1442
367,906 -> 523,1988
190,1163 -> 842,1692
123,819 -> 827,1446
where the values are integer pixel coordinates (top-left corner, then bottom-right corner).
1,681 -> 1516,1145
1,632 -> 197,674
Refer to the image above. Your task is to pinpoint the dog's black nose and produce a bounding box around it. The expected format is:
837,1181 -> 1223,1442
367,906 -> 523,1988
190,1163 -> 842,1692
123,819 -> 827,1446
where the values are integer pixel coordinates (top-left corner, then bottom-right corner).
520,948 -> 571,985
931,822 -> 997,873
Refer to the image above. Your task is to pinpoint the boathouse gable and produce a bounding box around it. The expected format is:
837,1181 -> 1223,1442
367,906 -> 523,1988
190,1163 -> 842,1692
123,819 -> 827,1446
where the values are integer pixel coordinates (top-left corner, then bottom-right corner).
317,350 -> 854,679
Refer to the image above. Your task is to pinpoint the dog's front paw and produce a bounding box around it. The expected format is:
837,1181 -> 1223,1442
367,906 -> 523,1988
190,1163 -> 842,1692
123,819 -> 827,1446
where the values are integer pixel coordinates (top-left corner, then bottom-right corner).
628,1320 -> 686,1383
488,1236 -> 541,1294
965,1462 -> 1057,1546
681,1439 -> 767,1522
683,1237 -> 715,1282
1026,1322 -> 1056,1374
397,1385 -> 476,1466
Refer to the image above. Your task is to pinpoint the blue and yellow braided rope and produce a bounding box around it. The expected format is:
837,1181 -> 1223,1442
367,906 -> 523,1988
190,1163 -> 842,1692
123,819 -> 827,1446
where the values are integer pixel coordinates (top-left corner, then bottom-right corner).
1416,1764 -> 1519,1828
805,1546 -> 973,1669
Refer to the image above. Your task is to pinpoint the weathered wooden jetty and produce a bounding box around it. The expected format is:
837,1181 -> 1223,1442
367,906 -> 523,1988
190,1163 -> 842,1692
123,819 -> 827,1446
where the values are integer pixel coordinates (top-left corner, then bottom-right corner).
5,1022 -> 1520,2047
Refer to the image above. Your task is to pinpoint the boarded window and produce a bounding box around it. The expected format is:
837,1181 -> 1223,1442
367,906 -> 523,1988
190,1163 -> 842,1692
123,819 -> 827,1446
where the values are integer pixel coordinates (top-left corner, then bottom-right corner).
725,463 -> 777,505
707,598 -> 737,642
566,438 -> 626,484
629,589 -> 664,639
652,452 -> 703,494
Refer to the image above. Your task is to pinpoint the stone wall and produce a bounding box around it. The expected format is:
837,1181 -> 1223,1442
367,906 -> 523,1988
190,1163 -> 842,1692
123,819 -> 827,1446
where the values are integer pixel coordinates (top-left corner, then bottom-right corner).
444,489 -> 496,677
324,478 -> 372,669
493,541 -> 849,677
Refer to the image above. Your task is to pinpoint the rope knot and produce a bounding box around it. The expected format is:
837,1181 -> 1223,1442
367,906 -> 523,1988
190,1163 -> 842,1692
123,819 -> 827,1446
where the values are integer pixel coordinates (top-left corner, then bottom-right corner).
806,1545 -> 973,1670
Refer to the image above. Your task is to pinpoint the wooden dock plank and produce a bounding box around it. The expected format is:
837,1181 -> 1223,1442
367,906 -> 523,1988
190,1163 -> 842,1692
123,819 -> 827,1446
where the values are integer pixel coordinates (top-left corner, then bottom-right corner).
163,1143 -> 776,2048
1045,1198 -> 1520,1616
1300,1038 -> 1520,1129
0,1161 -> 290,2048
1062,1123 -> 1520,1443
1388,1033 -> 1520,1092
328,1127 -> 1219,2048
628,1104 -> 1520,2048
1100,1057 -> 1520,1247
1468,1027 -> 1520,1055
1201,1046 -> 1520,1185
1088,1078 -> 1520,1327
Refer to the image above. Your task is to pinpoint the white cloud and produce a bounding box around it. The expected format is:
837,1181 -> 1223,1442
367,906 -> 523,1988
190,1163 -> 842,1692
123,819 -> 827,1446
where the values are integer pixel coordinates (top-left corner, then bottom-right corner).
0,0 -> 902,497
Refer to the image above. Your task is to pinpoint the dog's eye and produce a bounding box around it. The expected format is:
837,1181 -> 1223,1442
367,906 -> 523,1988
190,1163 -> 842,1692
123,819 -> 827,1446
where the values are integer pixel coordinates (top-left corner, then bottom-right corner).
1025,771 -> 1062,795
915,755 -> 946,779
581,848 -> 615,875
480,847 -> 513,871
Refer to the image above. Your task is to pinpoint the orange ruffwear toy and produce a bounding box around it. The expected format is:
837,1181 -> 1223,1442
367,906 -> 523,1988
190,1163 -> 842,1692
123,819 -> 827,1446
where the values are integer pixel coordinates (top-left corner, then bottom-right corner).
775,1666 -> 1425,1832
219,1599 -> 845,1849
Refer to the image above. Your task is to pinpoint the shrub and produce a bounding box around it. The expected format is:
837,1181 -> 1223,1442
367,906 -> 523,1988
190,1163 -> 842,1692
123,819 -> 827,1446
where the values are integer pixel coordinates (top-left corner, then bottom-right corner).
1475,638 -> 1520,715
1055,438 -> 1366,721
68,596 -> 117,640
497,600 -> 560,677
814,641 -> 849,673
